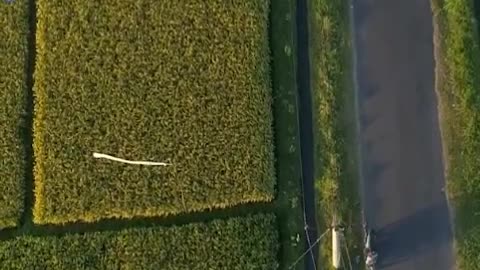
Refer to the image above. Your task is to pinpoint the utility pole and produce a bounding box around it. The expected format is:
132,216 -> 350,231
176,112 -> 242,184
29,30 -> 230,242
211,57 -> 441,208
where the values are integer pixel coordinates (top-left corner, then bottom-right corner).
332,214 -> 343,269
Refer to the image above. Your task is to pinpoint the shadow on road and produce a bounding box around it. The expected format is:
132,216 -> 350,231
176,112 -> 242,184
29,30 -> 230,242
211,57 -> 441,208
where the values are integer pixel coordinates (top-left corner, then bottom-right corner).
475,0 -> 480,37
373,200 -> 453,268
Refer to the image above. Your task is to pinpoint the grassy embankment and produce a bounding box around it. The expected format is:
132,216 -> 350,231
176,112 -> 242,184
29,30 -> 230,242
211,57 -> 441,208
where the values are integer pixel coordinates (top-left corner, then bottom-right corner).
431,0 -> 480,268
270,0 -> 306,268
309,0 -> 362,268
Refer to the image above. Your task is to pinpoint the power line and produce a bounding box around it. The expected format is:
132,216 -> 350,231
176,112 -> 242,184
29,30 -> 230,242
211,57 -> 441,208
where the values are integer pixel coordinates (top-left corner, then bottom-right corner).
288,229 -> 330,270
342,234 -> 353,270
304,225 -> 317,270
297,154 -> 316,269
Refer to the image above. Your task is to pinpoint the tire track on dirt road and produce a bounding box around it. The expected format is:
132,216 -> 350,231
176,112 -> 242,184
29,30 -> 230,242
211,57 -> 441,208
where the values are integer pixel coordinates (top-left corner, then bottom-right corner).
350,0 -> 456,269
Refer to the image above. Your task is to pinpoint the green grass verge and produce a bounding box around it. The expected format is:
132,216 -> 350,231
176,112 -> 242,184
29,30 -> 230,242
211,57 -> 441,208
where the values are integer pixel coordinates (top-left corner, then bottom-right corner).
0,0 -> 29,229
270,0 -> 305,269
431,0 -> 480,268
309,0 -> 362,268
0,214 -> 279,269
33,0 -> 275,224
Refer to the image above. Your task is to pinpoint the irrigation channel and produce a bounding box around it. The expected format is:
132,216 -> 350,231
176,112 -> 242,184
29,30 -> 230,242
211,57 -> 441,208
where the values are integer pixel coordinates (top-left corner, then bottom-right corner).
350,0 -> 455,269
295,0 -> 318,269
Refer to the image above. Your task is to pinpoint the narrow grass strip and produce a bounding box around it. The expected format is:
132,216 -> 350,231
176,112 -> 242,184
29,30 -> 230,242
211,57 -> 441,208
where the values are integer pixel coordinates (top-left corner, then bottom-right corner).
431,0 -> 480,268
309,0 -> 363,267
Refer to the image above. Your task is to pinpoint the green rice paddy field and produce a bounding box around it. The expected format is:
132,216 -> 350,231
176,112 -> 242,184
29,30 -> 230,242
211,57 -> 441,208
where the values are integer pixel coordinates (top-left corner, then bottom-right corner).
0,214 -> 279,270
34,0 -> 274,224
0,0 -> 305,269
0,0 -> 28,230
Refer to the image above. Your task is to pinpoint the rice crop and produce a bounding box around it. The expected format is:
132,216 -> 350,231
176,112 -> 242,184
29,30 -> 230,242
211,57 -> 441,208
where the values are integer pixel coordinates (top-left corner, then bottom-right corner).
0,0 -> 29,229
33,0 -> 274,224
0,214 -> 279,270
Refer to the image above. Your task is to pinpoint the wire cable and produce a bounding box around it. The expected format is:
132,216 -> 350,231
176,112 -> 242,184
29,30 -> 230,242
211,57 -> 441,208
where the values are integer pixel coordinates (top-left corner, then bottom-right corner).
288,228 -> 330,270
304,225 -> 317,270
342,233 -> 353,270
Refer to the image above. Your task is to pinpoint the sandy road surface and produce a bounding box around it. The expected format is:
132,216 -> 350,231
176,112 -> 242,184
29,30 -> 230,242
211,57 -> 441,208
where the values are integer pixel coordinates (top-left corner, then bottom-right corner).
350,0 -> 455,269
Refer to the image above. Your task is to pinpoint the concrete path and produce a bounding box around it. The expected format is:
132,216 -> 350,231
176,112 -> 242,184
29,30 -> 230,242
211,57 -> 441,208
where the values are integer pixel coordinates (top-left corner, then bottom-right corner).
350,0 -> 456,269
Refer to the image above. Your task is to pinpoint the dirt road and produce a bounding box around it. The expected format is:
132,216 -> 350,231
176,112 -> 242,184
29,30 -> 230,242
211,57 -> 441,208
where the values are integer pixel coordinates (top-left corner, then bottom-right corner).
350,0 -> 455,269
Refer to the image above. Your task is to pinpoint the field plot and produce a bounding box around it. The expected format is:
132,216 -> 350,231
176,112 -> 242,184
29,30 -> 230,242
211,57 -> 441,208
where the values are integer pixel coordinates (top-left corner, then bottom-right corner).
431,0 -> 480,268
0,1 -> 29,229
0,214 -> 279,270
33,0 -> 274,224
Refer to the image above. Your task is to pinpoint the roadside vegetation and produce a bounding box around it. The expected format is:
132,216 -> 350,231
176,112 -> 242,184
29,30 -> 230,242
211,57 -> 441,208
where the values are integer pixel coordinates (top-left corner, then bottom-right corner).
0,214 -> 279,269
309,0 -> 362,268
0,0 -> 29,229
431,0 -> 480,268
33,0 -> 275,224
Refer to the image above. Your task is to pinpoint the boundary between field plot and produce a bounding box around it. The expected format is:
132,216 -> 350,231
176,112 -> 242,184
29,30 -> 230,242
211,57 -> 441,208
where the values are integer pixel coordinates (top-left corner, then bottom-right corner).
18,0 -> 37,230
0,202 -> 273,241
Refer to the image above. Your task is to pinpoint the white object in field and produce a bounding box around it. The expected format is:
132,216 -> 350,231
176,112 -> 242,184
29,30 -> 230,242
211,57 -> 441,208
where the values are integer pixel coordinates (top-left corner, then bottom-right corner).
93,152 -> 171,166
332,226 -> 342,269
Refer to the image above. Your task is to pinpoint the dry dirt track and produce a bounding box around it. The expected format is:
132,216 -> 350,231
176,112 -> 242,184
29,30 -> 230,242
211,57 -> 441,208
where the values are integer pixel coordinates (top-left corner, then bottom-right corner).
350,0 -> 456,269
